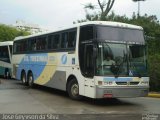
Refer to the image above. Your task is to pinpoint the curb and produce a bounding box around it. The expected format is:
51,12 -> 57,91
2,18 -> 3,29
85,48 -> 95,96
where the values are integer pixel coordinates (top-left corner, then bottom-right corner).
148,93 -> 160,98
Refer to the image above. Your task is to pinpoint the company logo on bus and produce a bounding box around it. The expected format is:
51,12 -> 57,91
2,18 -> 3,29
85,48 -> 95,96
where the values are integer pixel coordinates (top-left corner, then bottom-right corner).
61,54 -> 67,64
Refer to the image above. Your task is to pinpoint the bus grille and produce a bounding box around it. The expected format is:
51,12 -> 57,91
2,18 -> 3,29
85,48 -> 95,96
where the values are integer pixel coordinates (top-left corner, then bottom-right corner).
116,82 -> 139,85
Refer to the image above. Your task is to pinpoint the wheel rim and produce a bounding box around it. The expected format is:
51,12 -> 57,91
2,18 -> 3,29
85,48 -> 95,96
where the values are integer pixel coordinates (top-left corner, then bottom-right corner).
71,84 -> 79,97
22,75 -> 25,83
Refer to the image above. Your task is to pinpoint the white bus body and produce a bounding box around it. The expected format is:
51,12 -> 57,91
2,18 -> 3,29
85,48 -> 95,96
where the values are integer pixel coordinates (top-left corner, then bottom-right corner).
12,21 -> 149,99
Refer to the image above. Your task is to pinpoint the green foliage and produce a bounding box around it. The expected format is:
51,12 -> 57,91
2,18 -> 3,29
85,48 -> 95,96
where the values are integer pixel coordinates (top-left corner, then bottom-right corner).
148,54 -> 160,91
0,24 -> 30,42
74,0 -> 115,23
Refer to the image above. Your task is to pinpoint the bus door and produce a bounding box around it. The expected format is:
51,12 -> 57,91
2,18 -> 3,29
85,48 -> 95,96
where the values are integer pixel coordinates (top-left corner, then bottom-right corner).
84,44 -> 95,98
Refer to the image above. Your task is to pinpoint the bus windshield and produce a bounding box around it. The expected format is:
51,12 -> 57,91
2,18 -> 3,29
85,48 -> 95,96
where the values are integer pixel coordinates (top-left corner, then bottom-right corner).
96,26 -> 145,44
129,45 -> 148,77
96,43 -> 147,77
0,46 -> 10,63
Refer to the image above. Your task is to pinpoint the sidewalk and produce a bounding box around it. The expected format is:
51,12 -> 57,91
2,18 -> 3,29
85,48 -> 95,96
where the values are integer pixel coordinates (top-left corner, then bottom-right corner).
148,92 -> 160,98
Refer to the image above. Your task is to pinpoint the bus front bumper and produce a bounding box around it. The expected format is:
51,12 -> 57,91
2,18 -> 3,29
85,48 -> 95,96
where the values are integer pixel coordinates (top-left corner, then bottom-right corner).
95,86 -> 149,98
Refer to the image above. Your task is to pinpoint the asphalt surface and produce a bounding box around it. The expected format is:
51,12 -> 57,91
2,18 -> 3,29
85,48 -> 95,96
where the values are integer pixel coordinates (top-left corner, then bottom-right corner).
0,78 -> 160,120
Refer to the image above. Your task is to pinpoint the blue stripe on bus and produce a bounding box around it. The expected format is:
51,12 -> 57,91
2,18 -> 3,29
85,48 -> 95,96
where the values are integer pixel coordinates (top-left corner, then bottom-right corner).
103,77 -> 132,82
17,53 -> 48,81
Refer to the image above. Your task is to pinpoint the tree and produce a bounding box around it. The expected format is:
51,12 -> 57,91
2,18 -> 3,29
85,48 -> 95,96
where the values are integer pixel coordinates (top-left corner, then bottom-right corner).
84,0 -> 115,21
0,24 -> 30,42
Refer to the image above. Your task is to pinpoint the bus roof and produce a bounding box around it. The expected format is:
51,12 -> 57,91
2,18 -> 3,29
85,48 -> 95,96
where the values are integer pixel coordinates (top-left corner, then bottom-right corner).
0,41 -> 13,46
80,21 -> 143,29
14,21 -> 143,41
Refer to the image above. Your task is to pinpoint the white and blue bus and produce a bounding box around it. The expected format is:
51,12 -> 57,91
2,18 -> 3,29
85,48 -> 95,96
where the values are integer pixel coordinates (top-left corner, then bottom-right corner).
0,41 -> 13,78
12,21 -> 149,99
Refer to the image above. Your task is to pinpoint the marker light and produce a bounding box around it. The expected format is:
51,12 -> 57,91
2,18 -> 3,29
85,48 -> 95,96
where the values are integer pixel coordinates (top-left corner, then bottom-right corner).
104,81 -> 113,85
141,81 -> 148,85
103,94 -> 113,98
98,81 -> 102,85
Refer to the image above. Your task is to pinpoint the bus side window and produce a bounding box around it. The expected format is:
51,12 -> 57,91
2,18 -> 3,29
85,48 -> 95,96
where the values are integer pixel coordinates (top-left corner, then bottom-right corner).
37,36 -> 47,50
41,37 -> 47,50
80,26 -> 94,42
20,40 -> 27,52
53,34 -> 60,49
15,42 -> 20,53
48,35 -> 54,49
61,32 -> 68,49
48,34 -> 60,50
68,31 -> 76,48
28,38 -> 36,51
0,46 -> 10,63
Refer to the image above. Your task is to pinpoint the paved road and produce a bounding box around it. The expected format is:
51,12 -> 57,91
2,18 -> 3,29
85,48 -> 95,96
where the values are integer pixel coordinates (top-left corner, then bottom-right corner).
0,78 -> 160,120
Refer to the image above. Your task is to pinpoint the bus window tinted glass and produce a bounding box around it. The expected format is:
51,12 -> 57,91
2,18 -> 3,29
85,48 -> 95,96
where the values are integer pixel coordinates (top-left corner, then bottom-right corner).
14,41 -> 20,53
53,34 -> 60,49
96,26 -> 144,44
61,32 -> 68,48
28,38 -> 36,51
48,35 -> 54,49
48,34 -> 60,49
80,26 -> 94,42
21,40 -> 27,52
37,37 -> 47,50
0,46 -> 10,63
14,40 -> 27,53
68,31 -> 76,48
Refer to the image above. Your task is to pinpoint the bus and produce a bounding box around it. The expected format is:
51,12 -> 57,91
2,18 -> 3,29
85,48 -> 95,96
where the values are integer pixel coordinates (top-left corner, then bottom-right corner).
0,41 -> 13,78
12,21 -> 149,99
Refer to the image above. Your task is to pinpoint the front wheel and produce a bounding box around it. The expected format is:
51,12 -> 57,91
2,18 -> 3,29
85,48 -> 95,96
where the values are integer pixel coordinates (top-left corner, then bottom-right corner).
4,68 -> 10,79
28,72 -> 34,88
67,78 -> 81,100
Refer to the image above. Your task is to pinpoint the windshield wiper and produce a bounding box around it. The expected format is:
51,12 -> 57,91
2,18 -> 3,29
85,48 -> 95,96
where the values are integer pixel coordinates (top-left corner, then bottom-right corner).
113,61 -> 125,78
113,54 -> 128,78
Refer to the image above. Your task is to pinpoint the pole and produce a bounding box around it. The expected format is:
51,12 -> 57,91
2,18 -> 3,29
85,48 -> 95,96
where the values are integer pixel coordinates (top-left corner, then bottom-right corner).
138,1 -> 140,17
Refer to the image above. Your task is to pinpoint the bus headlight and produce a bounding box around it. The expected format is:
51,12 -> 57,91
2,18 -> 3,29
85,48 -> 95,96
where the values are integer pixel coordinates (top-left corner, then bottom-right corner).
104,81 -> 113,85
141,81 -> 148,85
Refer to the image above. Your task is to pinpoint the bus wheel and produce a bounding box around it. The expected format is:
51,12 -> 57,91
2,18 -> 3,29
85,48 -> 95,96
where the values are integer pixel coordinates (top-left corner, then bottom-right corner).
67,78 -> 81,100
21,71 -> 27,85
28,72 -> 34,88
4,68 -> 10,79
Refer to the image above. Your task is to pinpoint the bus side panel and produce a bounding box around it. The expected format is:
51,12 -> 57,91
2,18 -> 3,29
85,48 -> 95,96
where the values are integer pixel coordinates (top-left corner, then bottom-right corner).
33,53 -> 59,86
0,61 -> 12,76
44,70 -> 67,91
13,55 -> 26,80
0,66 -> 5,76
42,53 -> 71,91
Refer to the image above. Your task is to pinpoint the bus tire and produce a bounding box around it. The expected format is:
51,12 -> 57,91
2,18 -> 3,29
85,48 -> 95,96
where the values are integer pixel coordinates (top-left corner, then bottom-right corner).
21,71 -> 27,85
28,72 -> 34,88
4,68 -> 10,79
67,78 -> 81,100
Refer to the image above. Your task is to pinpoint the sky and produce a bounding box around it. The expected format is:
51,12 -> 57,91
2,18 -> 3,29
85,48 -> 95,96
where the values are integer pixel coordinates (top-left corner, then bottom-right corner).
0,0 -> 160,30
